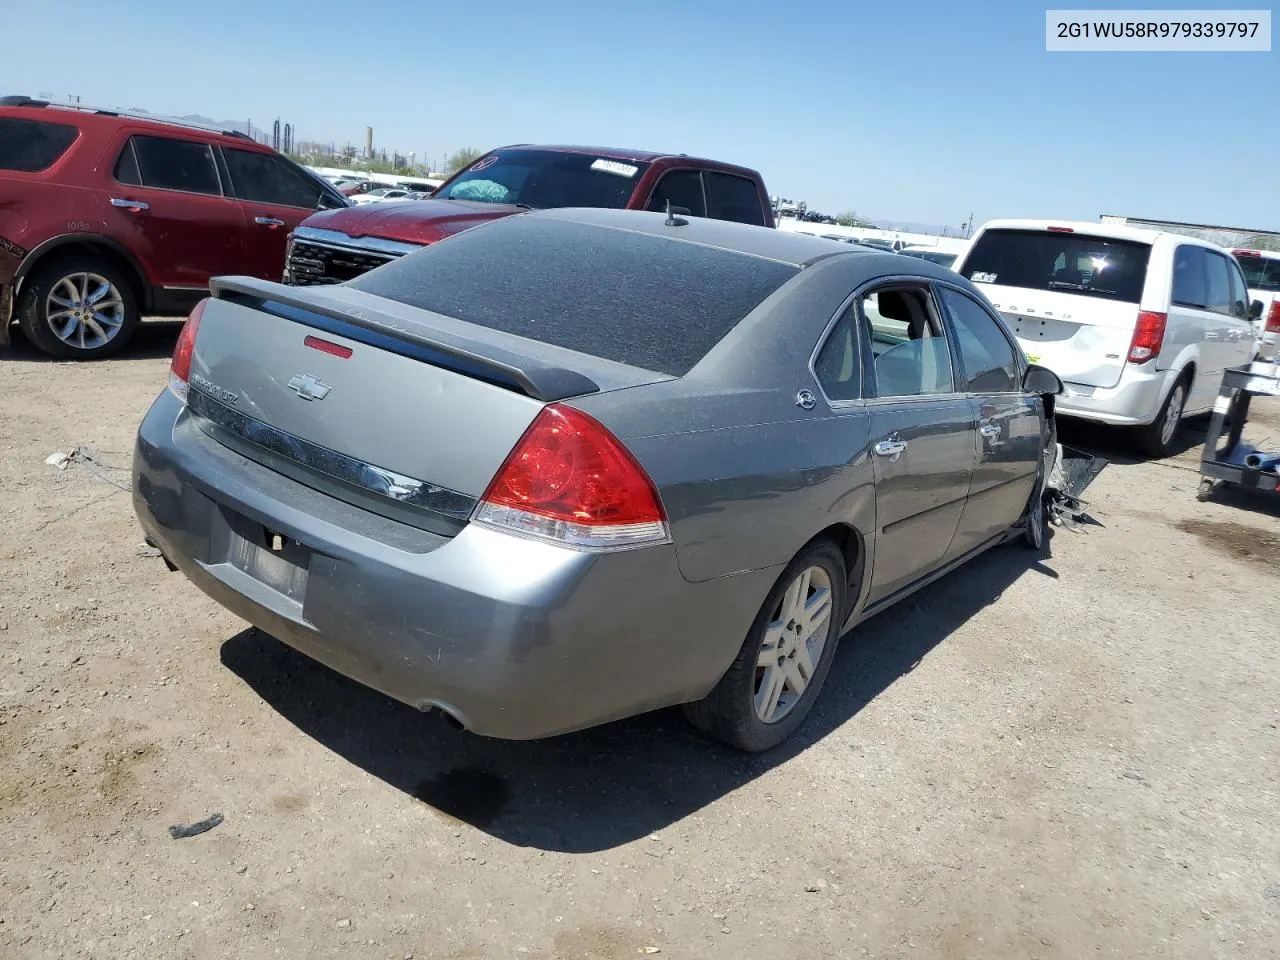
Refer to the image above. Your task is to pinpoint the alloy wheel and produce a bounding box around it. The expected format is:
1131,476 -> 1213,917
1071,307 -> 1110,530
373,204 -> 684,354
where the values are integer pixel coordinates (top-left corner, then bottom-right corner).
45,273 -> 126,351
754,565 -> 834,723
1160,384 -> 1186,447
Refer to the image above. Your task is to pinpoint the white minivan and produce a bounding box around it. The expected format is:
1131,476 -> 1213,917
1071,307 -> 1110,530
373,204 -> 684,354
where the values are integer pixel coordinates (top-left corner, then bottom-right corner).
954,220 -> 1259,456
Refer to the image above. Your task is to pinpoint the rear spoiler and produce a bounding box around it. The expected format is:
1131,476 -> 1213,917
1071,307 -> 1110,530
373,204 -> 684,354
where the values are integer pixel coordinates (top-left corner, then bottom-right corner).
208,276 -> 600,403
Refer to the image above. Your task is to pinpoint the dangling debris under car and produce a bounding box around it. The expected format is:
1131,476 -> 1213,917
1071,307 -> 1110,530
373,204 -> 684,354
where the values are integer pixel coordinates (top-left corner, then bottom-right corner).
1044,443 -> 1109,528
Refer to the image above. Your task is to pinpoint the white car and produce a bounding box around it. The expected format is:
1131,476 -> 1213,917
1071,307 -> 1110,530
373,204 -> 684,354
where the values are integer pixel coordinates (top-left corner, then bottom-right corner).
955,219 -> 1258,456
1233,248 -> 1280,358
350,188 -> 415,205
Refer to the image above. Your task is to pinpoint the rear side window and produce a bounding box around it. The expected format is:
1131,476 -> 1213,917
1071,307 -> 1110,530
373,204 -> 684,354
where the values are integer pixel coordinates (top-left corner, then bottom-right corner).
223,148 -> 322,208
349,216 -> 798,376
0,117 -> 78,172
705,172 -> 765,226
1172,245 -> 1208,308
125,135 -> 221,195
961,229 -> 1151,303
645,170 -> 706,218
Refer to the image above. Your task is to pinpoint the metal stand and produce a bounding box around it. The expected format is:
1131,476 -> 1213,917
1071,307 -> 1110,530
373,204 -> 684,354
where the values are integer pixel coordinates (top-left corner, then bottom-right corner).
1198,361 -> 1280,501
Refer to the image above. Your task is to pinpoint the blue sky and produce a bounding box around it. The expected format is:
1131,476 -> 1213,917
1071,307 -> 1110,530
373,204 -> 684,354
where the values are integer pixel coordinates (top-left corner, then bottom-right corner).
5,0 -> 1277,231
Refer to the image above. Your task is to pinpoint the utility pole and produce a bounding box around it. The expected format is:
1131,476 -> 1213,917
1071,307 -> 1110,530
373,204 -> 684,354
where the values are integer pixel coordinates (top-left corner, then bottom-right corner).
962,212 -> 975,238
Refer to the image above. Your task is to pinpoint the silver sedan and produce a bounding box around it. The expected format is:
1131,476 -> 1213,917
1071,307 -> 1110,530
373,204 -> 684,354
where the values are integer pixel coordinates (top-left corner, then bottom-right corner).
133,208 -> 1063,751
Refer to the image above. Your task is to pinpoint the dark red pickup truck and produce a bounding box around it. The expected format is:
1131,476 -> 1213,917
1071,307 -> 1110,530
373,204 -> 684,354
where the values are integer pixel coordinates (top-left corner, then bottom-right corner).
284,144 -> 775,286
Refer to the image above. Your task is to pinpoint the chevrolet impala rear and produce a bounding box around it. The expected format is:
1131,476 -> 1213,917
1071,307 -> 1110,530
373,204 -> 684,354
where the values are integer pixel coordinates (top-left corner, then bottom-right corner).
132,210 -> 811,742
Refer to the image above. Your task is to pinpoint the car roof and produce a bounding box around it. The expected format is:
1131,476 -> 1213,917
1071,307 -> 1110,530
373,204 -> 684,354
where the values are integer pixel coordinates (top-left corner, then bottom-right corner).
492,143 -> 761,173
531,207 -> 904,268
976,217 -> 1227,249
0,96 -> 265,148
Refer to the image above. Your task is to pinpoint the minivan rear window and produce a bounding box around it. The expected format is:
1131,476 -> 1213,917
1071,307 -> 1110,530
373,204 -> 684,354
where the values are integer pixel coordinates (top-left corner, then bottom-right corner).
0,117 -> 78,172
349,216 -> 799,376
962,228 -> 1151,303
1237,254 -> 1280,293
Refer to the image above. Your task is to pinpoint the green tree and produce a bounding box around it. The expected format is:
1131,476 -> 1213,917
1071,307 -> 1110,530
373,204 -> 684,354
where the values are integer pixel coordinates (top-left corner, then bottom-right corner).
446,147 -> 484,173
835,210 -> 876,228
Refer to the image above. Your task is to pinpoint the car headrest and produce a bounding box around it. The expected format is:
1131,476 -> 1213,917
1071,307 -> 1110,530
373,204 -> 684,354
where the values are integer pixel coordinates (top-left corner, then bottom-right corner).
877,291 -> 911,322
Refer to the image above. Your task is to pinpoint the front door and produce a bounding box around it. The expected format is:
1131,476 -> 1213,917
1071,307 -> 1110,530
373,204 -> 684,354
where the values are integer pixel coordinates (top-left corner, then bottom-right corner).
936,285 -> 1043,554
102,131 -> 246,290
221,147 -> 330,281
856,285 -> 977,605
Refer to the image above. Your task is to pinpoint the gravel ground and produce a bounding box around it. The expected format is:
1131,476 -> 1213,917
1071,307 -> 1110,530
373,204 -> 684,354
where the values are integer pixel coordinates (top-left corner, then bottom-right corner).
1,323 -> 1277,960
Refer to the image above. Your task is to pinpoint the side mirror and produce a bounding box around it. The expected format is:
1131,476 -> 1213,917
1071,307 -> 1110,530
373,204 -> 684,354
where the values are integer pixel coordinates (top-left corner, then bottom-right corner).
1250,299 -> 1264,321
1023,363 -> 1063,396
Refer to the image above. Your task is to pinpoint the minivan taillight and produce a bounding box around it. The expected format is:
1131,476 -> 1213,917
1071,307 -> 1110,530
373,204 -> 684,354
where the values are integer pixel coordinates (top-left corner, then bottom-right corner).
1128,310 -> 1167,363
167,298 -> 208,403
474,404 -> 669,550
1267,301 -> 1280,335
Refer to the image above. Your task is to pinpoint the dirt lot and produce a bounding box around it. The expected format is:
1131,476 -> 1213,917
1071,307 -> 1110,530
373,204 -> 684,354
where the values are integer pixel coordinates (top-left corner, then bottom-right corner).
1,323 -> 1277,960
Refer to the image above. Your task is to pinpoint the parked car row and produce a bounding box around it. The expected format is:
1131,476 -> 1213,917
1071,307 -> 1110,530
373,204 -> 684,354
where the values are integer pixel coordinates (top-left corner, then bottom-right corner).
1,91 -> 1276,468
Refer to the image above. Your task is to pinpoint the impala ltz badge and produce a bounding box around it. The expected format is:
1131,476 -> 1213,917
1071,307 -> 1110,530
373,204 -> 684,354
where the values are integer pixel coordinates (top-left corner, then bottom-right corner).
190,375 -> 238,406
287,374 -> 331,401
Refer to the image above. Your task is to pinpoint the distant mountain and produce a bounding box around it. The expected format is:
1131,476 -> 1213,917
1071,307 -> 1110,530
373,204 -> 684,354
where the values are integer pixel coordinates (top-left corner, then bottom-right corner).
122,107 -> 252,136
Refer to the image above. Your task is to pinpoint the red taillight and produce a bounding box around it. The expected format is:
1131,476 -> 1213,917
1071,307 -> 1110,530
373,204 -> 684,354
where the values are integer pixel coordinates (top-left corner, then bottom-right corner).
1233,248 -> 1262,258
1128,310 -> 1167,364
304,335 -> 353,359
1266,301 -> 1280,335
475,404 -> 668,550
167,298 -> 208,402
1047,226 -> 1074,233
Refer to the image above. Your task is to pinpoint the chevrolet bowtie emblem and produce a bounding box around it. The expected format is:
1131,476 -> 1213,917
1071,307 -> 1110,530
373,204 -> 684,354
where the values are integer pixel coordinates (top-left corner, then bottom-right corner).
287,374 -> 331,401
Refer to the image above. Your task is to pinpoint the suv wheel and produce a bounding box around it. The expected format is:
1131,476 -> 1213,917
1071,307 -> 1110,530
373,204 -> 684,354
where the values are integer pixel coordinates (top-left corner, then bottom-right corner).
683,541 -> 847,752
1134,374 -> 1188,459
17,256 -> 139,359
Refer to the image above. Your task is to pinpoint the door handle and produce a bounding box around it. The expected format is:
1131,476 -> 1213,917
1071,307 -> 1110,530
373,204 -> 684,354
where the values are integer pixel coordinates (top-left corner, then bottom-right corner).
979,422 -> 1002,440
873,438 -> 908,460
254,216 -> 285,227
109,197 -> 149,211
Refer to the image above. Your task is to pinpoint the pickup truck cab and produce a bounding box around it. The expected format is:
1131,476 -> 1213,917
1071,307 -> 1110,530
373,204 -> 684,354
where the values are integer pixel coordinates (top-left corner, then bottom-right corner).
1233,248 -> 1280,359
284,145 -> 774,285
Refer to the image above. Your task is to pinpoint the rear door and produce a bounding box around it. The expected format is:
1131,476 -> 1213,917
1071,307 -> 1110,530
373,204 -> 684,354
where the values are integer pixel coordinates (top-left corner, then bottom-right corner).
851,284 -> 976,605
220,147 -> 330,281
959,228 -> 1150,389
103,132 -> 247,289
937,284 -> 1041,555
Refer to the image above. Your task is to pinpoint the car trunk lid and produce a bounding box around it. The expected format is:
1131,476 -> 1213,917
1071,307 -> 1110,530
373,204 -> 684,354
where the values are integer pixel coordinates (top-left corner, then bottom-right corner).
186,277 -> 669,535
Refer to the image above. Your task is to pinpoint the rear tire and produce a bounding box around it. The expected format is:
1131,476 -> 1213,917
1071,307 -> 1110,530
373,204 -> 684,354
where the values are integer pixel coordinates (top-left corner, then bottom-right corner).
1134,374 -> 1188,459
17,256 -> 139,359
683,541 -> 847,752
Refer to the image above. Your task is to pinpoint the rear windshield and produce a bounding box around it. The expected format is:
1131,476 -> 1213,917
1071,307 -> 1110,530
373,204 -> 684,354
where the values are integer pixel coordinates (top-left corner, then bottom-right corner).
962,228 -> 1151,303
0,117 -> 78,172
349,216 -> 799,375
1237,254 -> 1280,292
433,149 -> 651,210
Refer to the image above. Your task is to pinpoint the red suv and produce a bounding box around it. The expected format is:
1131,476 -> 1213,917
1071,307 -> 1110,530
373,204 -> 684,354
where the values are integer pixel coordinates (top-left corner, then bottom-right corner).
0,96 -> 348,358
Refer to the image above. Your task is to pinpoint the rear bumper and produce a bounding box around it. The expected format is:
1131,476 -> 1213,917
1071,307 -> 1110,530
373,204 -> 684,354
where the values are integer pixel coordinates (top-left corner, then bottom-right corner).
1054,365 -> 1169,426
132,390 -> 773,740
